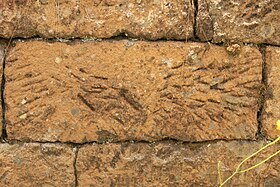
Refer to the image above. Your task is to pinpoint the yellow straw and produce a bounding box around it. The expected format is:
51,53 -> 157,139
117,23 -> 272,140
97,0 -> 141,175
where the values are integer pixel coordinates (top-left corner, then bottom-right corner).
218,136 -> 280,187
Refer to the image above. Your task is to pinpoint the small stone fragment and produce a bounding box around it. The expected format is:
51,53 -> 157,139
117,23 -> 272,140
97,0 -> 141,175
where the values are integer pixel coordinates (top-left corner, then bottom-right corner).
226,44 -> 241,55
55,57 -> 62,64
19,113 -> 27,119
39,0 -> 48,5
21,98 -> 27,105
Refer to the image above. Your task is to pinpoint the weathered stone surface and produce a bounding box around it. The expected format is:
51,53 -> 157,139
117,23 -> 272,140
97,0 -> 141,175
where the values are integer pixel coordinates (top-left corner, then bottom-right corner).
197,0 -> 280,45
0,143 -> 75,186
5,41 -> 262,142
76,141 -> 280,186
0,0 -> 194,40
263,47 -> 280,139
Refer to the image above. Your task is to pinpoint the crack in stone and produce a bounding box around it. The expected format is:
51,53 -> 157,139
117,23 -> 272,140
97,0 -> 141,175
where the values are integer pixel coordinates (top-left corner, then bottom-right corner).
256,45 -> 267,139
3,137 -> 261,146
0,39 -> 11,141
73,147 -> 79,187
192,0 -> 199,40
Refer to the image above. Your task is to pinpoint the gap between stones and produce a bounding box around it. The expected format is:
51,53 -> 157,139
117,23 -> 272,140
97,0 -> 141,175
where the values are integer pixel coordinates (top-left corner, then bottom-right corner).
256,45 -> 267,139
4,36 -> 280,47
8,36 -> 280,49
0,50 -> 5,141
192,0 -> 199,40
4,138 -> 264,147
73,147 -> 79,187
0,38 -> 12,141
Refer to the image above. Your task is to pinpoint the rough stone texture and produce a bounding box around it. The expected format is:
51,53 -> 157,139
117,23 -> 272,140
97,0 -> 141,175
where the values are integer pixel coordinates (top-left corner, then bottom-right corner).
0,143 -> 75,186
197,0 -> 280,45
5,41 -> 262,143
0,0 -> 194,40
263,47 -> 280,139
76,141 -> 280,186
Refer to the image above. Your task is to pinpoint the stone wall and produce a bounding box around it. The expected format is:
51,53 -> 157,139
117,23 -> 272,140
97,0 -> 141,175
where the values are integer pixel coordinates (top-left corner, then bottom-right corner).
0,0 -> 280,186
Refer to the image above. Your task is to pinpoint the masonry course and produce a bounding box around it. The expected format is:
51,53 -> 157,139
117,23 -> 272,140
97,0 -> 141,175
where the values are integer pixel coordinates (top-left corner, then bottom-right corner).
0,141 -> 279,186
76,141 -> 280,186
1,1 -> 280,46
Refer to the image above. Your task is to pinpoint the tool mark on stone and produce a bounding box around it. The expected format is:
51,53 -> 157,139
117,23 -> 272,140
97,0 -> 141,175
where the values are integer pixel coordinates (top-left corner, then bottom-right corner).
119,88 -> 143,111
40,105 -> 56,120
70,72 -> 85,82
77,93 -> 95,112
111,114 -> 125,125
32,86 -> 49,94
81,84 -> 108,94
15,63 -> 30,70
91,75 -> 108,80
21,77 -> 47,88
110,151 -> 121,168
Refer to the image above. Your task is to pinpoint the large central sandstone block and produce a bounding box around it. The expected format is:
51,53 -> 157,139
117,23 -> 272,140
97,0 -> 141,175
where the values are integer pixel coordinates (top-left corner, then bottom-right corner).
5,41 -> 262,142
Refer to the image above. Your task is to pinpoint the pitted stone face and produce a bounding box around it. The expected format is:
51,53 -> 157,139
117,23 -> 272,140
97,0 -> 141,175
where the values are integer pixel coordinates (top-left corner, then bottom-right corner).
197,0 -> 280,45
0,0 -> 194,40
0,141 -> 279,186
5,41 -> 262,143
0,143 -> 75,186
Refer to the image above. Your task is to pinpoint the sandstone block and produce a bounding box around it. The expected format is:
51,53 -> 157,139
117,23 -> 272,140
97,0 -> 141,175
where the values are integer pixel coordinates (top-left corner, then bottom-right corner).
76,141 -> 280,186
5,41 -> 262,142
263,47 -> 280,139
197,0 -> 280,45
0,143 -> 75,186
0,0 -> 194,40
